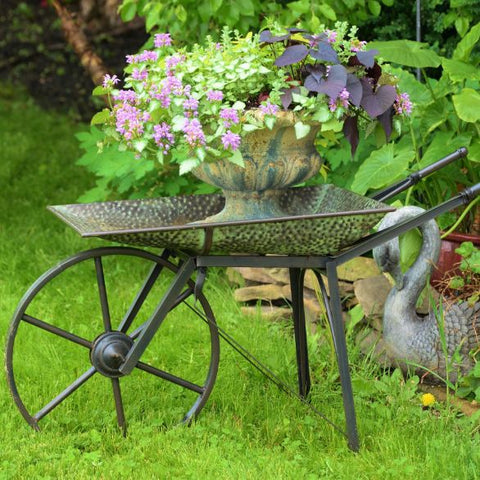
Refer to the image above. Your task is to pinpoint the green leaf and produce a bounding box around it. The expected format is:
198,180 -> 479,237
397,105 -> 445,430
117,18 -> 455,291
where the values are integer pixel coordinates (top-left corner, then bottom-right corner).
367,40 -> 442,68
175,4 -> 188,23
441,58 -> 480,82
455,17 -> 470,37
399,229 -> 422,271
172,115 -> 186,132
119,1 -> 137,22
467,140 -> 480,163
453,22 -> 480,62
198,2 -> 211,22
133,139 -> 147,152
179,158 -> 199,175
210,0 -> 223,12
418,98 -> 449,136
228,149 -> 245,167
145,4 -> 162,32
390,67 -> 432,105
289,0 -> 310,16
312,105 -> 332,123
418,131 -> 472,169
264,116 -> 276,130
453,88 -> 480,123
368,0 -> 381,16
351,143 -> 415,194
241,0 -> 255,16
90,109 -> 111,126
318,3 -> 337,21
294,121 -> 311,139
92,85 -> 108,96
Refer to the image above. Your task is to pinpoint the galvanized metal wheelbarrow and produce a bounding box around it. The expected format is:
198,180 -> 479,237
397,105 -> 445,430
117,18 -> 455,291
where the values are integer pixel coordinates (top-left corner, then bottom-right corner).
6,147 -> 479,451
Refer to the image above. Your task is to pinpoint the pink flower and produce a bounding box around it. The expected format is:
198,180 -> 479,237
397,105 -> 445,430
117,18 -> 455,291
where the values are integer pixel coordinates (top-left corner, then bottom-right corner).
102,74 -> 120,89
183,118 -> 206,147
126,50 -> 158,64
350,40 -> 367,52
206,90 -> 224,101
260,101 -> 279,115
114,90 -> 137,104
153,122 -> 175,154
183,97 -> 199,116
220,108 -> 239,128
132,68 -> 148,81
154,33 -> 172,47
165,55 -> 184,74
221,131 -> 241,150
394,92 -> 413,115
325,29 -> 337,44
114,103 -> 146,140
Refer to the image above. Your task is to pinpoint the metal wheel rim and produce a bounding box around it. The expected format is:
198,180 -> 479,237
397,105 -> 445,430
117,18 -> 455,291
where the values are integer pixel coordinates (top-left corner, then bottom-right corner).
5,246 -> 220,431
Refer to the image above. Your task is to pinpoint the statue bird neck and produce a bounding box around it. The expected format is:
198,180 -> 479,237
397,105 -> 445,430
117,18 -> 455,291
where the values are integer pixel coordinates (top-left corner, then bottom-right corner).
402,218 -> 441,309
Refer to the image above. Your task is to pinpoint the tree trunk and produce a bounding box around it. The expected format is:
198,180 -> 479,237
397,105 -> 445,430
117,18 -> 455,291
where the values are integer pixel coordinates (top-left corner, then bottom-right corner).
50,0 -> 110,86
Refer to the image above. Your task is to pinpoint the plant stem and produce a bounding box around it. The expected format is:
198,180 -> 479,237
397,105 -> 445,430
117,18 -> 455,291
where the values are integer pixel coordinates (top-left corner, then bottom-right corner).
441,196 -> 480,238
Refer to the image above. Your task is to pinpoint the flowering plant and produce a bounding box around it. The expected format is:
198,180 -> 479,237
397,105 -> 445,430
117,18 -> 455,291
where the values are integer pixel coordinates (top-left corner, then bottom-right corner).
94,23 -> 411,176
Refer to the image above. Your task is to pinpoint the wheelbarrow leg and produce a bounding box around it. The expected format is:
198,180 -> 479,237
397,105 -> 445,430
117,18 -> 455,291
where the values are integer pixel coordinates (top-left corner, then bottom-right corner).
289,268 -> 311,399
314,264 -> 359,452
119,257 -> 196,375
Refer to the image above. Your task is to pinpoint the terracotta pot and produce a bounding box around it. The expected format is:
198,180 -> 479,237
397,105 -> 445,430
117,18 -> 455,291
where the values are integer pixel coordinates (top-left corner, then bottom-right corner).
192,110 -> 322,222
430,231 -> 480,289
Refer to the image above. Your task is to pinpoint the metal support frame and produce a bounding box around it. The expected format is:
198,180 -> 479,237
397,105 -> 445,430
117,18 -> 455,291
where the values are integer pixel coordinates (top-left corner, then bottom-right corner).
289,268 -> 311,399
114,148 -> 478,451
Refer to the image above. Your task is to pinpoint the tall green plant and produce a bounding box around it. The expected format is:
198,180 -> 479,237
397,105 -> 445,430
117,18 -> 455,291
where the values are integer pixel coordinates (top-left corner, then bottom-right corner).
346,22 -> 480,232
118,0 -> 394,44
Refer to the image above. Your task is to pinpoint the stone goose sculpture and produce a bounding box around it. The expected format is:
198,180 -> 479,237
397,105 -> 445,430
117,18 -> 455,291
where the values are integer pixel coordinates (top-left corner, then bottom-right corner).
373,206 -> 480,383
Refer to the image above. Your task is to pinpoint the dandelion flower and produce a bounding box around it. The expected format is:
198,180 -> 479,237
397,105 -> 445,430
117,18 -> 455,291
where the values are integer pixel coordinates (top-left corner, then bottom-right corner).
421,393 -> 435,407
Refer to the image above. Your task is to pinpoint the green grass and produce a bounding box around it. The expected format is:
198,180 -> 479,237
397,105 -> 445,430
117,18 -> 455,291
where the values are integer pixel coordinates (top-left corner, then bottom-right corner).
1,85 -> 479,479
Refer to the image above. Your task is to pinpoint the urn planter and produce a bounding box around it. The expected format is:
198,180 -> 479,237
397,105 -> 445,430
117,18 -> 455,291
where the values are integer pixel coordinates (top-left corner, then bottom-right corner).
192,111 -> 322,222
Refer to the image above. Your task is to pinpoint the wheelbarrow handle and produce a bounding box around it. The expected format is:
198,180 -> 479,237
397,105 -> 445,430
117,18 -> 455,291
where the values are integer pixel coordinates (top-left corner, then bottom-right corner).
338,179 -> 479,264
371,147 -> 469,202
461,182 -> 480,203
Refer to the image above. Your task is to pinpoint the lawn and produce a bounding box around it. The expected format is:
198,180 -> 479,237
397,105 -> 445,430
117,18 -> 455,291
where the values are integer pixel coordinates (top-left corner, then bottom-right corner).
0,85 -> 479,479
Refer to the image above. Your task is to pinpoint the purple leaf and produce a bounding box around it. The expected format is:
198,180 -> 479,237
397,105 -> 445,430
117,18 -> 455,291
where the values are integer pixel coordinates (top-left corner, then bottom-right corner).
280,88 -> 293,109
317,64 -> 347,99
360,79 -> 397,118
287,27 -> 308,33
274,44 -> 309,67
259,30 -> 290,44
378,107 -> 394,140
355,49 -> 378,68
346,74 -> 363,106
305,63 -> 326,81
309,41 -> 339,63
343,116 -> 359,157
304,74 -> 323,92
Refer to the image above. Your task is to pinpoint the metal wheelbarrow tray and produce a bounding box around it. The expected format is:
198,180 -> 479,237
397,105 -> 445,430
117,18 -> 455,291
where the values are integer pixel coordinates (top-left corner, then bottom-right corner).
48,184 -> 394,257
6,147 -> 479,453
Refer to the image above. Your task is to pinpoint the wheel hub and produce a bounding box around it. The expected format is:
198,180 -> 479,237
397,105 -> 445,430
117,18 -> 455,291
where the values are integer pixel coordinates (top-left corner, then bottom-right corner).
90,332 -> 134,378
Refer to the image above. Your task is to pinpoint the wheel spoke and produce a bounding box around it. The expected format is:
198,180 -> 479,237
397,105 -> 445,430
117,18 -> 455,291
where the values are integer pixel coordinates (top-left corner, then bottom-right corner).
111,378 -> 127,436
94,257 -> 112,332
118,263 -> 163,333
33,367 -> 96,421
136,361 -> 204,394
22,313 -> 92,348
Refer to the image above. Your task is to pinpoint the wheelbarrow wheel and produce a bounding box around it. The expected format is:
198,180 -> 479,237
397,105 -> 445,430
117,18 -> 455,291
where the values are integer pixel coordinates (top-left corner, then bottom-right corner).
5,247 -> 220,433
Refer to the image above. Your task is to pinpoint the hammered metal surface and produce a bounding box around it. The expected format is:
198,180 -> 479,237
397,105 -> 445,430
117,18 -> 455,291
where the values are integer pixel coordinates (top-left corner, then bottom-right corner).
49,185 -> 394,256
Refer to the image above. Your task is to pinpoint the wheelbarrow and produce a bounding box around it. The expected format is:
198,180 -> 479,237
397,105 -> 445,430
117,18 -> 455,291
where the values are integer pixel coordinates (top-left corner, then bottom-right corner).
6,147 -> 479,451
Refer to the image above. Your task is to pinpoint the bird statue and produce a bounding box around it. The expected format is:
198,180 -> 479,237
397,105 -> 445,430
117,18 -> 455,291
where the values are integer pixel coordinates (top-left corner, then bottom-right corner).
373,206 -> 480,383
